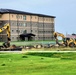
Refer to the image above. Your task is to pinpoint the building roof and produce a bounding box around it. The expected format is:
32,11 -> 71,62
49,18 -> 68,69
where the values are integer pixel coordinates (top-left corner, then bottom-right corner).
0,9 -> 55,18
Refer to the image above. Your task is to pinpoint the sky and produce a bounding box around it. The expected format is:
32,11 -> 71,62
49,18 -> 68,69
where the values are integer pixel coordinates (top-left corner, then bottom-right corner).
0,0 -> 76,35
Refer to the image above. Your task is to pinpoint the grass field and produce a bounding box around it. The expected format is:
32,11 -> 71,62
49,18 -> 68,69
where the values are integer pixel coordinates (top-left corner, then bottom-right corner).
0,41 -> 55,46
0,52 -> 76,75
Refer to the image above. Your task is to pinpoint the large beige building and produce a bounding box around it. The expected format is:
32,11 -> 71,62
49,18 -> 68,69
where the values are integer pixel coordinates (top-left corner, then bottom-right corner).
0,9 -> 55,41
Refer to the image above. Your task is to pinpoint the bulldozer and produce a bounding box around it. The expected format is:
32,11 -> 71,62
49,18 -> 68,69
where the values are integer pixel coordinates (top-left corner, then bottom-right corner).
53,32 -> 76,47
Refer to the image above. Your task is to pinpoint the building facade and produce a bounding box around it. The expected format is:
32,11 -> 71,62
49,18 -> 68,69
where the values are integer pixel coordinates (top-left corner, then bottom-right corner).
0,9 -> 55,41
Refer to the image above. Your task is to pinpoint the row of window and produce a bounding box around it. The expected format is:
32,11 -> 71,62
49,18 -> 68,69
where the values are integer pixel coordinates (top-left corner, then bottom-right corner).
39,17 -> 54,21
38,31 -> 54,33
11,29 -> 24,33
12,15 -> 26,20
11,22 -> 54,28
11,14 -> 54,21
11,28 -> 54,34
11,22 -> 26,27
38,24 -> 54,28
11,30 -> 52,34
12,37 -> 18,40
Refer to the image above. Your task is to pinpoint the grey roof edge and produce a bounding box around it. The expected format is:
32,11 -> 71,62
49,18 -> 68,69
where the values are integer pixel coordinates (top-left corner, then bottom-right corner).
0,8 -> 56,18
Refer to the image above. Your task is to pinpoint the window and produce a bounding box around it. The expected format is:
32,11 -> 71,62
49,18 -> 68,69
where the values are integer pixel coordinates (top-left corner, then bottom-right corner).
21,30 -> 23,33
23,23 -> 26,26
31,16 -> 32,19
51,18 -> 54,22
16,15 -> 21,19
12,37 -> 14,39
39,17 -> 43,21
23,15 -> 26,20
12,22 -> 14,26
16,15 -> 18,19
12,30 -> 14,32
17,23 -> 19,26
35,16 -> 37,19
12,15 -> 13,18
20,15 -> 22,19
31,30 -> 32,32
16,30 -> 20,33
16,37 -> 18,39
23,30 -> 27,33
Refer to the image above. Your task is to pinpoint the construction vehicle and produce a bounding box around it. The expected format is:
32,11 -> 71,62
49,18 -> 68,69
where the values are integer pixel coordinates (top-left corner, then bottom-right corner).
0,23 -> 10,41
0,23 -> 22,50
53,32 -> 76,47
0,23 -> 11,48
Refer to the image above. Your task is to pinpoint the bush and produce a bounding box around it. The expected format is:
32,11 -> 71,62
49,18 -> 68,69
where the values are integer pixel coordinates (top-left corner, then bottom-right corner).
22,56 -> 28,58
1,63 -> 6,66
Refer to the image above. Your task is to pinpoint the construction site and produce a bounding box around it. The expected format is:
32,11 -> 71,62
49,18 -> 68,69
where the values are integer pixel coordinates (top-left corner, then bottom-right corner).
0,0 -> 76,75
0,9 -> 76,51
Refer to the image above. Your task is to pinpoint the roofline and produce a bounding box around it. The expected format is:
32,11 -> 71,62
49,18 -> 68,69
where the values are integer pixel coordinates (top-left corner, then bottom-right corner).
0,9 -> 56,18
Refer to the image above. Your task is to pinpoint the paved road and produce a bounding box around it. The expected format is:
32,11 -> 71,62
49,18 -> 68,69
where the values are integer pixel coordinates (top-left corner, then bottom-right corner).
0,50 -> 76,54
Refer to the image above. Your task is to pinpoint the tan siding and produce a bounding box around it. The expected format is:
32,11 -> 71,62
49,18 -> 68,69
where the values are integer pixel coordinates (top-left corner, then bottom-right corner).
0,14 -> 54,23
26,15 -> 30,21
0,14 -> 9,20
26,15 -> 38,22
10,14 -> 17,20
10,14 -> 23,21
31,15 -> 38,22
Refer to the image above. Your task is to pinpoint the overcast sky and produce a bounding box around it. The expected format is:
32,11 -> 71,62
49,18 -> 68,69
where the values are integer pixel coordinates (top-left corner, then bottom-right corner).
0,0 -> 76,35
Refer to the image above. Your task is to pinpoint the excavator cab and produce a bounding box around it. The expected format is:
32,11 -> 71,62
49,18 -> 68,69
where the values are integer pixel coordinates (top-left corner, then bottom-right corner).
63,38 -> 71,43
63,38 -> 72,46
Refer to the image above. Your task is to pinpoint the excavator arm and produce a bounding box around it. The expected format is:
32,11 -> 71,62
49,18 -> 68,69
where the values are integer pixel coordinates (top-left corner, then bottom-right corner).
53,32 -> 65,39
0,23 -> 11,48
0,23 -> 10,41
53,32 -> 65,45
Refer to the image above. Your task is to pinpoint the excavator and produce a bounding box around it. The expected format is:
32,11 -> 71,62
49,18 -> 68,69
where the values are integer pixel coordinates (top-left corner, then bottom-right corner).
53,32 -> 76,47
0,23 -> 10,40
0,23 -> 11,48
0,23 -> 22,50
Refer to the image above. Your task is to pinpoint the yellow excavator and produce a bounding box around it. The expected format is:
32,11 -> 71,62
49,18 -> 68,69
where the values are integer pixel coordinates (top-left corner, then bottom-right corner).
0,23 -> 22,50
53,32 -> 76,47
0,23 -> 11,48
0,23 -> 10,40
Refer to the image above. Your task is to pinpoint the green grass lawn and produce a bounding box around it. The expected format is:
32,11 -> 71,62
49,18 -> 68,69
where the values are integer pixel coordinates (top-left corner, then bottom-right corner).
0,40 -> 55,46
0,52 -> 76,75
